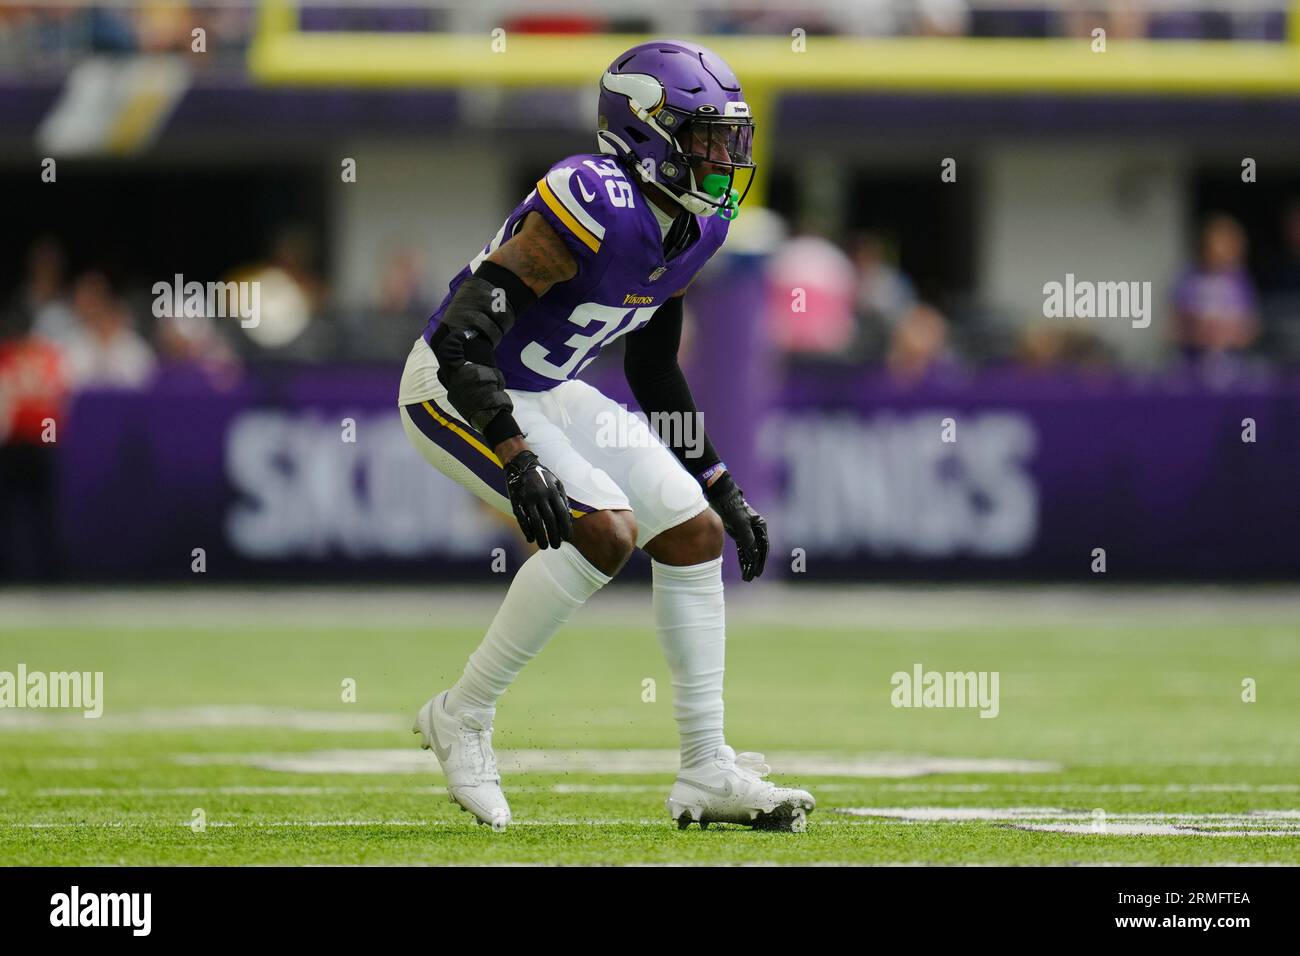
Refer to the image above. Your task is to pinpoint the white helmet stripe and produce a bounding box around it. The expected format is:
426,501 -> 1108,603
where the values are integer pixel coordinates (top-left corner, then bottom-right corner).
600,71 -> 664,114
601,71 -> 675,145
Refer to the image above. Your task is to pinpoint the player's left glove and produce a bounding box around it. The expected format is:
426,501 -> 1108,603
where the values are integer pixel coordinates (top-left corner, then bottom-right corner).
705,472 -> 768,582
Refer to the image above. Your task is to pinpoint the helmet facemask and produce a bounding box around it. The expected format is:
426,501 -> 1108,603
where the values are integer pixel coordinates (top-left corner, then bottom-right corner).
666,113 -> 755,220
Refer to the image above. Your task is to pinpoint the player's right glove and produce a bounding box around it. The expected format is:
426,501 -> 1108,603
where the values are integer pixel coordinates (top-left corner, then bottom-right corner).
705,472 -> 769,582
503,449 -> 573,550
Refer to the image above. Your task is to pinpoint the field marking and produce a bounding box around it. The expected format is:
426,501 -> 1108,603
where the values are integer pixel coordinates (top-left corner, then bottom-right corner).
23,782 -> 876,798
2,819 -> 664,829
837,807 -> 1300,821
1010,824 -> 1300,837
31,786 -> 432,797
12,757 -> 149,770
869,783 -> 1300,793
834,806 -> 1300,837
172,748 -> 1059,778
0,706 -> 402,733
5,813 -> 1298,840
22,781 -> 1296,797
1072,754 -> 1300,767
6,585 -> 1300,631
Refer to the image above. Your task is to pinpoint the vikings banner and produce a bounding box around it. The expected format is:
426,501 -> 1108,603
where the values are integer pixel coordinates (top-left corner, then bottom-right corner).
45,361 -> 1300,582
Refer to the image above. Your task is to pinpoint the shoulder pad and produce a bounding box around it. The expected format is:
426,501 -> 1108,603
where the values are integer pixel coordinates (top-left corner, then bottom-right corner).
534,155 -> 639,257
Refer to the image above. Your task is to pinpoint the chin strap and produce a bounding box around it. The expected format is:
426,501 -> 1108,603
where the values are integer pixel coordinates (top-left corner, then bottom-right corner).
632,160 -> 711,217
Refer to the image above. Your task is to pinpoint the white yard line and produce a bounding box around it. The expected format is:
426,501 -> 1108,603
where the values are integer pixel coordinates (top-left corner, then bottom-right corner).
31,786 -> 431,797
870,783 -> 1300,793
0,706 -> 403,732
2,819 -> 663,829
4,585 -> 1300,630
170,747 -> 1059,778
834,806 -> 1300,837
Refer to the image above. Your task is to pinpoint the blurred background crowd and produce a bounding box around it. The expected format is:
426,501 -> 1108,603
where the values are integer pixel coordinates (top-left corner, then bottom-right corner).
5,2 -> 1300,405
7,202 -> 1300,395
3,1 -> 1299,583
0,0 -> 1291,66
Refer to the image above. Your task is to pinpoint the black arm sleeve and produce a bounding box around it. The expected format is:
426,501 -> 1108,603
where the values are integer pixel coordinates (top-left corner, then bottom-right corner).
429,260 -> 536,449
622,296 -> 723,481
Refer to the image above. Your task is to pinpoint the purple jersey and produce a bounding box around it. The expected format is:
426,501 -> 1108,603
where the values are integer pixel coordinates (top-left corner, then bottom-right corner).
423,154 -> 729,392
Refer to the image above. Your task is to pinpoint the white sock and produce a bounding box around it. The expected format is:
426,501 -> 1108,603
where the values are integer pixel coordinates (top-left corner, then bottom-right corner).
652,557 -> 727,769
445,542 -> 610,716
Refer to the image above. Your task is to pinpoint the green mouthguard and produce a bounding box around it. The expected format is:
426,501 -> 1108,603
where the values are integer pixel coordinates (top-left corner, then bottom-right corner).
700,174 -> 740,221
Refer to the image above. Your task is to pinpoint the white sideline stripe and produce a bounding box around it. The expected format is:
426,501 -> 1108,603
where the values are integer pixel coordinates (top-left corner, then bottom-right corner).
0,706 -> 402,732
7,817 -> 1297,839
8,585 -> 1300,630
19,758 -> 148,770
1010,824 -> 1300,837
27,783 -> 875,797
28,781 -> 1292,797
834,807 -> 1300,837
33,786 -> 432,797
836,807 -> 1300,820
172,748 -> 1059,778
3,820 -> 662,829
873,783 -> 1300,794
202,820 -> 660,828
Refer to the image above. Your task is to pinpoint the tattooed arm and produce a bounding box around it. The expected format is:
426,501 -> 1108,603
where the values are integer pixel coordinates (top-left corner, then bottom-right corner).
486,212 -> 578,297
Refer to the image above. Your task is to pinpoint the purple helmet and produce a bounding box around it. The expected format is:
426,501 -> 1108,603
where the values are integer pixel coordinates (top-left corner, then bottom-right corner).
597,40 -> 755,219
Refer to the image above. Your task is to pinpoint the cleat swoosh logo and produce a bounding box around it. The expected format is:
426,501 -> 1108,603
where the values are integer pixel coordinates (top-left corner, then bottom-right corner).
427,716 -> 453,763
689,779 -> 735,798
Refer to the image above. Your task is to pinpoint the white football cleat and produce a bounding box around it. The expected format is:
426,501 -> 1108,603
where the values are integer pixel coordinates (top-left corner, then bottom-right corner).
666,745 -> 815,832
413,690 -> 511,831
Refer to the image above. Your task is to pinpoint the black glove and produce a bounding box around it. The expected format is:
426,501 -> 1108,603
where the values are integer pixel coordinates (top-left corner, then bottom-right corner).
705,473 -> 769,582
503,449 -> 573,550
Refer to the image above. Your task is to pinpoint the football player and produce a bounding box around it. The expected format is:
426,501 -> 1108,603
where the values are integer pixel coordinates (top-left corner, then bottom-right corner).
401,40 -> 814,832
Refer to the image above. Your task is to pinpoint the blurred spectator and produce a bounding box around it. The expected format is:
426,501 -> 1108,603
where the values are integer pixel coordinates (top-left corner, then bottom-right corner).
231,224 -> 329,354
1061,3 -> 1148,41
375,246 -> 437,317
1171,214 -> 1260,358
0,2 -> 250,71
60,271 -> 157,389
11,237 -> 76,344
913,0 -> 972,37
1018,324 -> 1115,371
270,224 -> 327,311
0,333 -> 68,581
887,302 -> 958,382
155,311 -> 241,389
135,1 -> 193,53
849,231 -> 918,357
764,233 -> 857,358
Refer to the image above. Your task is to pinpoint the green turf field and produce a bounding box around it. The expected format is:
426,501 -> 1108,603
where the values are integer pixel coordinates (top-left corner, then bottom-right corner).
1,586 -> 1298,865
